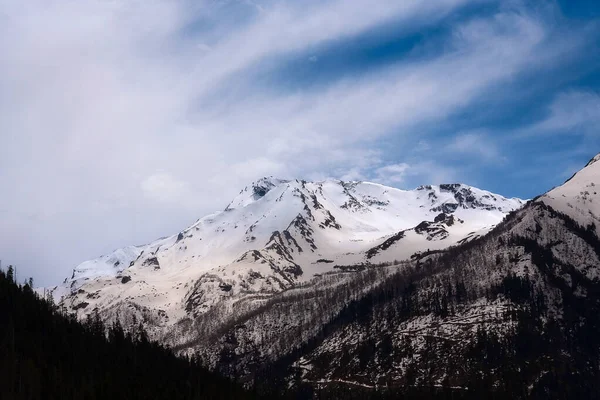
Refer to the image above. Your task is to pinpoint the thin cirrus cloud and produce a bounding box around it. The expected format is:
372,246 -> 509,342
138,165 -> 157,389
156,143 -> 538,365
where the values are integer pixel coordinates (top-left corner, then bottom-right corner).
530,91 -> 600,135
447,132 -> 503,162
0,0 -> 598,285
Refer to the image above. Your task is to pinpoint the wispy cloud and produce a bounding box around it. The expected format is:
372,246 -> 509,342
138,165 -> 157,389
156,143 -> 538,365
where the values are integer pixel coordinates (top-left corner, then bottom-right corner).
373,163 -> 411,184
447,131 -> 503,162
141,173 -> 191,205
530,91 -> 600,135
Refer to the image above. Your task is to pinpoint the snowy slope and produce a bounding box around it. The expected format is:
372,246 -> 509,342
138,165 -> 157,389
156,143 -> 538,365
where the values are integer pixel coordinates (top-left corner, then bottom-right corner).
51,178 -> 524,331
541,153 -> 600,228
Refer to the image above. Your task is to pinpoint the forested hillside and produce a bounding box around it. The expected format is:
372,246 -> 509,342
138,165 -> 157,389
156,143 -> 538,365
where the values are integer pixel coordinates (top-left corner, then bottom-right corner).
0,268 -> 253,400
252,202 -> 600,399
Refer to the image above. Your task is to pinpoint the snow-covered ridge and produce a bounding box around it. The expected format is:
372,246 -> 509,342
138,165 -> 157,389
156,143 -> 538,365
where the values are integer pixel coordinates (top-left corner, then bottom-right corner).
52,177 -> 524,331
541,153 -> 600,228
225,177 -> 289,210
67,178 -> 522,282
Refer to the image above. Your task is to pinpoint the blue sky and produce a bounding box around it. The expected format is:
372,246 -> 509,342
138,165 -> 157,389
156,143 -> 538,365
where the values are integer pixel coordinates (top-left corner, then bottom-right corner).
1,0 -> 599,285
241,0 -> 600,199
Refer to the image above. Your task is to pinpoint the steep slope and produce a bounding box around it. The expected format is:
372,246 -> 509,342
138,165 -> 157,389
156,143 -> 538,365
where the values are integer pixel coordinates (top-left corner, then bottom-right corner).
541,153 -> 600,228
257,154 -> 600,398
51,178 -> 523,348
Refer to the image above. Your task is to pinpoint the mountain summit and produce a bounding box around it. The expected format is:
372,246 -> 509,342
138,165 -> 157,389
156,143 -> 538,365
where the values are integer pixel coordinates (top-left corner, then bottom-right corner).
51,178 -> 523,333
541,153 -> 600,228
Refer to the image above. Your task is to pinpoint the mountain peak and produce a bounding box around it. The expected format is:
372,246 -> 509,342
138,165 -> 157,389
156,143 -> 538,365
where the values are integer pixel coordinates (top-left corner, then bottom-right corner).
541,152 -> 600,228
585,152 -> 600,168
225,177 -> 289,210
54,175 -> 525,331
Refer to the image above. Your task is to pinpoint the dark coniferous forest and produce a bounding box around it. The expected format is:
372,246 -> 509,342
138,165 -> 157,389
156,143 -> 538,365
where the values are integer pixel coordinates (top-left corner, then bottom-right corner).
0,268 -> 254,400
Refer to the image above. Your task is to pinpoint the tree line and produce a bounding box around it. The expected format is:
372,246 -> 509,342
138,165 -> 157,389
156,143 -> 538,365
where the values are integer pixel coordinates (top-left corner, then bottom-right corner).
0,268 -> 256,400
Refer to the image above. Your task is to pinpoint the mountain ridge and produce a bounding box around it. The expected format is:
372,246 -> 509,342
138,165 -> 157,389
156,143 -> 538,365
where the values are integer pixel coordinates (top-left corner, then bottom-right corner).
48,178 -> 524,341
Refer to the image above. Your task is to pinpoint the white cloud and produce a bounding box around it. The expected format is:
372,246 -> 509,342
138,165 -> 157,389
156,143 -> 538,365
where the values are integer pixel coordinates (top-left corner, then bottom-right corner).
534,91 -> 600,134
448,131 -> 503,162
510,90 -> 600,142
141,173 -> 190,204
372,161 -> 459,187
374,163 -> 411,184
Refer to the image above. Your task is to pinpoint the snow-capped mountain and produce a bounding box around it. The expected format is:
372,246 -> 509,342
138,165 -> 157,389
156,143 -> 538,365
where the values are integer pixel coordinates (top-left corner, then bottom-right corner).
52,178 -> 523,333
245,154 -> 600,397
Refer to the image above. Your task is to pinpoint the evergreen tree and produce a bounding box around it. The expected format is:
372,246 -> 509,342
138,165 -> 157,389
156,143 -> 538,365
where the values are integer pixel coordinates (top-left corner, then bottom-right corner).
0,269 -> 254,400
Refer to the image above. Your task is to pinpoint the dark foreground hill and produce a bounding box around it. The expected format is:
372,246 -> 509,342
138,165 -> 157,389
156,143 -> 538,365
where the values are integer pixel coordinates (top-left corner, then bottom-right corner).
0,268 -> 254,400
